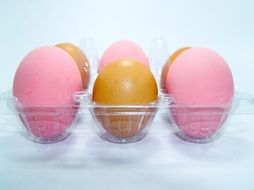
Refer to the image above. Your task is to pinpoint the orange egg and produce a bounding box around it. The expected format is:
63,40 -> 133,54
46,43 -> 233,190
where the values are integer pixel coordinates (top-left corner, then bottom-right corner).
92,59 -> 158,138
56,43 -> 90,89
161,47 -> 190,89
93,59 -> 158,104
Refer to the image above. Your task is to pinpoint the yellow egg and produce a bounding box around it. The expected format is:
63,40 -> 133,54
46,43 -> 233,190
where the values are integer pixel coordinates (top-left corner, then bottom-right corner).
161,47 -> 190,89
56,43 -> 90,89
93,59 -> 158,138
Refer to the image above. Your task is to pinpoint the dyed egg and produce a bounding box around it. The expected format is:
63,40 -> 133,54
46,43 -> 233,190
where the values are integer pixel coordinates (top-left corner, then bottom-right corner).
93,59 -> 158,139
13,46 -> 82,142
98,40 -> 149,72
160,47 -> 190,89
56,43 -> 90,89
165,47 -> 234,142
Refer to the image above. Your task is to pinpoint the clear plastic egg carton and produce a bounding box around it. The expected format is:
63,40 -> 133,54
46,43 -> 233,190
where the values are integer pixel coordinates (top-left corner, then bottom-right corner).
1,38 -> 254,144
0,90 -> 80,144
0,90 -> 254,144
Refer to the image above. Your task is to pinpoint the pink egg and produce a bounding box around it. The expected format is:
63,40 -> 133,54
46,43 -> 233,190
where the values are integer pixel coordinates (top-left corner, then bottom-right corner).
99,40 -> 149,72
165,47 -> 234,142
13,46 -> 82,142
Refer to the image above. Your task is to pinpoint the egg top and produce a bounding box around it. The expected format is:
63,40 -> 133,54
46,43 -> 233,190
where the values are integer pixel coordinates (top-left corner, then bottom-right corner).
99,40 -> 149,72
56,43 -> 90,89
93,59 -> 158,105
165,47 -> 234,105
161,47 -> 190,89
13,46 -> 82,107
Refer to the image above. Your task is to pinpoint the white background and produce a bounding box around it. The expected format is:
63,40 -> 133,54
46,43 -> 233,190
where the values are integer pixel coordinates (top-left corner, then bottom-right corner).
0,0 -> 254,189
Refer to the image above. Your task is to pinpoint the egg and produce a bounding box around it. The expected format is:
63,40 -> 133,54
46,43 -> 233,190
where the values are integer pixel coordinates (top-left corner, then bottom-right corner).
98,40 -> 149,72
56,43 -> 90,89
160,47 -> 190,89
13,46 -> 82,141
93,59 -> 158,139
165,47 -> 234,141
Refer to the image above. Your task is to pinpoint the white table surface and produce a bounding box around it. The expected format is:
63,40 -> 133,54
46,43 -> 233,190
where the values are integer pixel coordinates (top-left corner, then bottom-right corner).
0,99 -> 254,190
1,0 -> 254,189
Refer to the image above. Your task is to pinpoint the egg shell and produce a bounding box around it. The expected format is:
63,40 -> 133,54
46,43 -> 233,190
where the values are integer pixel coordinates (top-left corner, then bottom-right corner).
56,43 -> 90,89
94,59 -> 158,104
93,59 -> 158,138
160,47 -> 190,89
13,46 -> 82,139
166,47 -> 234,104
99,40 -> 149,72
166,47 -> 234,140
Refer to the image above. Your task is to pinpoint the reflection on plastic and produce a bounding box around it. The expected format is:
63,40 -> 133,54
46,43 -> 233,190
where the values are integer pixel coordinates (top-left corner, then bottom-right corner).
91,105 -> 158,143
15,104 -> 79,144
170,105 -> 231,143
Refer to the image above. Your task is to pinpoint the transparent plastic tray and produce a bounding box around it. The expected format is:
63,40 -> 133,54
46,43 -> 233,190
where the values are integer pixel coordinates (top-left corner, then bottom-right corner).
1,90 -> 254,144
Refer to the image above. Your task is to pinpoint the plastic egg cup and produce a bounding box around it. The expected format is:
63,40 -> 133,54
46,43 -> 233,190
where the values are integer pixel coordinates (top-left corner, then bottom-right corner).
169,104 -> 231,143
89,103 -> 158,144
15,101 -> 79,144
